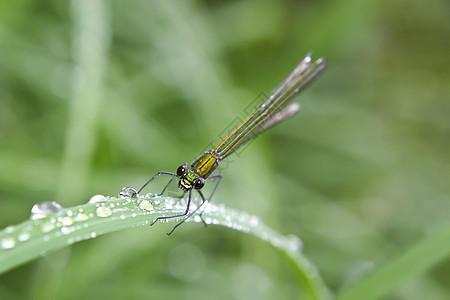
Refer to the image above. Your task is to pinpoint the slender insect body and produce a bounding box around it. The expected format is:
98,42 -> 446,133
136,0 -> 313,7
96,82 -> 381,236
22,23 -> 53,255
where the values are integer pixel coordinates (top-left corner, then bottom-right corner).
139,53 -> 327,234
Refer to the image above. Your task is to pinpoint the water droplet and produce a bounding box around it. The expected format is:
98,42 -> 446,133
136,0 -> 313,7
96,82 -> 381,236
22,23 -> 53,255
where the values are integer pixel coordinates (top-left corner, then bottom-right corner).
119,187 -> 138,199
88,194 -> 107,204
5,226 -> 15,233
271,237 -> 282,247
96,206 -> 112,217
60,216 -> 74,226
1,237 -> 16,249
174,202 -> 184,210
165,200 -> 173,209
74,212 -> 89,222
194,215 -> 202,223
238,212 -> 249,223
203,205 -> 212,214
90,232 -> 97,238
18,232 -> 31,242
249,216 -> 260,227
41,222 -> 56,233
260,232 -> 268,241
61,226 -> 75,235
285,235 -> 303,253
139,199 -> 154,211
31,201 -> 64,220
144,192 -> 153,198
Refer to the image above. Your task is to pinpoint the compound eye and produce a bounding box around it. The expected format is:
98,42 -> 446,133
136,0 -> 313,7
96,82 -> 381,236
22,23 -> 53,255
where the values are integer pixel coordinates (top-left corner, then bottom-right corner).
193,178 -> 205,190
177,164 -> 188,177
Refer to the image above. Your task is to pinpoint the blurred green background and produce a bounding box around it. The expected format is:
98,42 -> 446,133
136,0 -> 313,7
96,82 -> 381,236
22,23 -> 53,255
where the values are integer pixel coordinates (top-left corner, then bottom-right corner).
1,0 -> 449,299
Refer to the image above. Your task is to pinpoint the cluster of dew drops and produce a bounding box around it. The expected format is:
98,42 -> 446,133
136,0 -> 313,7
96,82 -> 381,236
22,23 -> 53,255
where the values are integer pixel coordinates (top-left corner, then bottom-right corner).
0,186 -> 161,250
0,186 -> 300,255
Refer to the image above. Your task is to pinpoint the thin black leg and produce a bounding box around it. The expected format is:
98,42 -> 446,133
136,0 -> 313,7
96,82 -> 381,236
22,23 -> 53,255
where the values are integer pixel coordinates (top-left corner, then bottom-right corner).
158,175 -> 176,196
138,171 -> 177,194
167,190 -> 207,235
174,190 -> 187,199
205,174 -> 223,201
199,174 -> 222,223
151,189 -> 193,227
150,174 -> 223,235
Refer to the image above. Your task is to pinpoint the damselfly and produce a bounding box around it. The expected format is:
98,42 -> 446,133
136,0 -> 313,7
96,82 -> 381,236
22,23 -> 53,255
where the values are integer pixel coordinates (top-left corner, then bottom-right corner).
139,53 -> 327,234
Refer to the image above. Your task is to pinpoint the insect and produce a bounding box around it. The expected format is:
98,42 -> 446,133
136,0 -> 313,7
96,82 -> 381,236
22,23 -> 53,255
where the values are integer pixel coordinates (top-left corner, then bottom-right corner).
139,53 -> 327,234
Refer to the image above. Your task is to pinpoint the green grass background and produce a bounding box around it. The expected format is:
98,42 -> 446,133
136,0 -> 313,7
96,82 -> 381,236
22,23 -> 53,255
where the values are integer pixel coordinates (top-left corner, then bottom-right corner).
0,0 -> 449,299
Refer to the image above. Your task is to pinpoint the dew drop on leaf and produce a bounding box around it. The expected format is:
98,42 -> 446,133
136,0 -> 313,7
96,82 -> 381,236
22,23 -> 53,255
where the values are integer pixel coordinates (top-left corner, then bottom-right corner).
1,237 -> 16,249
30,201 -> 64,220
119,187 -> 138,199
5,226 -> 15,233
60,216 -> 74,226
96,206 -> 112,217
18,232 -> 31,242
139,199 -> 154,211
88,194 -> 107,204
74,212 -> 89,222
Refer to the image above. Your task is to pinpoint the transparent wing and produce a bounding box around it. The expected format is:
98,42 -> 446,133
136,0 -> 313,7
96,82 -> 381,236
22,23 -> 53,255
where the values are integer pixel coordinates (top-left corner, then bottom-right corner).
216,54 -> 327,158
